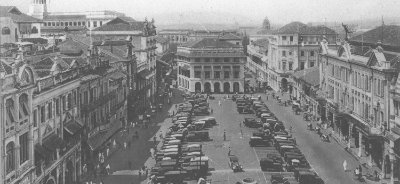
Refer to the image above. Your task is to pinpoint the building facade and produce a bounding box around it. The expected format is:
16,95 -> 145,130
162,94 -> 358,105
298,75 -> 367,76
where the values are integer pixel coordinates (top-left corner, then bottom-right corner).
268,22 -> 338,92
158,29 -> 190,44
319,26 -> 400,181
90,17 -> 157,118
247,38 -> 269,88
176,38 -> 246,93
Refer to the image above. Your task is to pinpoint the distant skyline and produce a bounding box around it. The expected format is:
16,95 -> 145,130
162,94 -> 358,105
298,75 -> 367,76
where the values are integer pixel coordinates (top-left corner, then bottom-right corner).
1,0 -> 399,26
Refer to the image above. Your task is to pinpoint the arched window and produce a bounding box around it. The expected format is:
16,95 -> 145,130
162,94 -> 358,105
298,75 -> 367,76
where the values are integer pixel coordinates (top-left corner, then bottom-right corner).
31,26 -> 38,34
6,99 -> 16,125
2,27 -> 11,35
6,142 -> 15,173
19,94 -> 30,119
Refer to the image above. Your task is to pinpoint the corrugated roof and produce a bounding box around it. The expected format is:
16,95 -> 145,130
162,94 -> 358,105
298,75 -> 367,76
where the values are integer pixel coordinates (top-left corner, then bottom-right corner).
292,67 -> 320,86
0,6 -> 40,23
181,38 -> 242,48
350,25 -> 400,47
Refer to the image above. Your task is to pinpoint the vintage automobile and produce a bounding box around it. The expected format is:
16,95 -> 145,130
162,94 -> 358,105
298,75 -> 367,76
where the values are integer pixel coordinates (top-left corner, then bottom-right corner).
228,155 -> 243,172
186,131 -> 210,142
243,118 -> 262,128
260,157 -> 283,172
198,117 -> 217,126
249,136 -> 270,147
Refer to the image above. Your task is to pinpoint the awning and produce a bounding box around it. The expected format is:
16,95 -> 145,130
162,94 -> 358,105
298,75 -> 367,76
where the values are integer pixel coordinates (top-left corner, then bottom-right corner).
64,120 -> 82,135
180,65 -> 190,70
137,69 -> 152,79
35,144 -> 51,158
43,134 -> 66,151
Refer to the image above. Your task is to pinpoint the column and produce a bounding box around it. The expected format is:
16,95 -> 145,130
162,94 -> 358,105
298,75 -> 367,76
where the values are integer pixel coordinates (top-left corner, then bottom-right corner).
62,161 -> 66,184
348,123 -> 353,149
358,131 -> 362,157
390,157 -> 394,184
368,143 -> 373,166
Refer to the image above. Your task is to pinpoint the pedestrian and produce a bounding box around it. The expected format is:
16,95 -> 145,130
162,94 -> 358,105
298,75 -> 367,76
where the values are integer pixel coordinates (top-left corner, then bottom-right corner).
210,108 -> 213,114
153,136 -> 157,144
98,152 -> 101,161
124,142 -> 127,150
106,148 -> 110,157
266,94 -> 269,100
355,167 -> 360,179
223,130 -> 226,141
228,146 -> 231,156
113,139 -> 116,148
218,100 -> 221,106
106,164 -> 110,175
159,131 -> 163,139
289,126 -> 293,133
343,160 -> 348,172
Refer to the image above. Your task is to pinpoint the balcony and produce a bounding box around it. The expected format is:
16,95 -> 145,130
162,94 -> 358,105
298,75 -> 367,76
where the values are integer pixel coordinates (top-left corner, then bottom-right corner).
81,92 -> 116,113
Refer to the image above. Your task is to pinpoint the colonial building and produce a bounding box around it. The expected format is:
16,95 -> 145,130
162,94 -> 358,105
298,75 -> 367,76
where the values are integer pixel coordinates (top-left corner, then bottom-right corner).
268,22 -> 338,92
246,38 -> 269,88
176,38 -> 246,93
27,0 -> 126,39
319,25 -> 400,181
90,16 -> 157,118
158,29 -> 190,44
0,6 -> 42,51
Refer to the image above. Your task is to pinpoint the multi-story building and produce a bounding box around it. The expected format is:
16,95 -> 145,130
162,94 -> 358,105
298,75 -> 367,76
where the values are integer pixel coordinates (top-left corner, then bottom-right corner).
319,25 -> 400,181
158,29 -> 190,44
0,6 -> 42,51
268,22 -> 338,92
27,0 -> 127,39
90,16 -> 157,118
176,37 -> 246,93
247,38 -> 269,88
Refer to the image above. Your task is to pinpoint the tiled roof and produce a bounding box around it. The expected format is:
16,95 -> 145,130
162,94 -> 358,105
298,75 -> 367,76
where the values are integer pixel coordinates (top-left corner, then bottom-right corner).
219,33 -> 242,40
182,38 -> 242,48
155,36 -> 169,44
292,67 -> 320,86
276,22 -> 336,35
44,14 -> 86,21
0,6 -> 40,23
93,17 -> 145,32
350,25 -> 400,47
118,16 -> 136,23
58,39 -> 86,55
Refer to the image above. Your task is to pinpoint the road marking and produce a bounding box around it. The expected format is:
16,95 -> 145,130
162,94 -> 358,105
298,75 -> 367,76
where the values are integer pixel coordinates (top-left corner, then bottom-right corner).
252,147 -> 268,184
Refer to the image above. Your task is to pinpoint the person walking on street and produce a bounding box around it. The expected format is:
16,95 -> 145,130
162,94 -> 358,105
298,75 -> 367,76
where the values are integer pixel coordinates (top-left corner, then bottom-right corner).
106,148 -> 110,157
343,160 -> 348,172
219,100 -> 221,106
228,146 -> 231,156
106,164 -> 110,175
223,130 -> 226,141
153,136 -> 157,145
150,148 -> 155,158
124,142 -> 127,150
113,139 -> 116,148
159,131 -> 163,139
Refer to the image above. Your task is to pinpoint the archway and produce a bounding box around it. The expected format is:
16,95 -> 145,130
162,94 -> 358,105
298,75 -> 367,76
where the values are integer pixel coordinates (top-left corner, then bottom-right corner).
223,82 -> 231,93
195,82 -> 201,93
281,78 -> 288,92
204,82 -> 211,94
214,82 -> 220,93
233,82 -> 240,93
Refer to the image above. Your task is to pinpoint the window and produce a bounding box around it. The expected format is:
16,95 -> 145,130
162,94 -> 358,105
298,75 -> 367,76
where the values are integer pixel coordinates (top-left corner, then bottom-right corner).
234,58 -> 240,62
214,71 -> 220,79
289,62 -> 293,70
19,133 -> 28,164
67,93 -> 72,109
234,71 -> 240,78
56,22 -> 60,26
6,99 -> 16,125
48,102 -> 52,119
300,62 -> 305,70
6,142 -> 15,173
93,21 -> 98,27
82,22 -> 86,26
310,51 -> 315,56
73,22 -> 77,26
395,101 -> 400,116
205,58 -> 210,62
65,22 -> 68,26
224,58 -> 229,62
44,22 -> 47,26
40,105 -> 45,123
310,61 -> 315,67
78,22 -> 81,26
52,22 -> 55,26
300,51 -> 304,56
290,36 -> 293,42
194,71 -> 201,78
87,21 -> 91,27
100,21 -> 103,26
282,51 -> 286,57
282,36 -> 287,40
33,109 -> 37,127
19,94 -> 29,119
62,96 -> 67,111
204,71 -> 210,79
2,27 -> 11,35
69,22 -> 72,26
224,71 -> 230,79
60,22 -> 64,26
282,62 -> 286,71
56,99 -> 60,115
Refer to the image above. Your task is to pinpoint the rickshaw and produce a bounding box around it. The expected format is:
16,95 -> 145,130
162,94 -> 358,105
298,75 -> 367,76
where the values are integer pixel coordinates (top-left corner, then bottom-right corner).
229,155 -> 243,172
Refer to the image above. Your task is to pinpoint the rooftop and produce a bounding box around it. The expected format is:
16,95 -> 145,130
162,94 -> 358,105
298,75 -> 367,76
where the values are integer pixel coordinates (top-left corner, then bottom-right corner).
181,38 -> 242,49
275,21 -> 336,35
155,36 -> 169,44
44,14 -> 86,21
292,67 -> 320,87
252,38 -> 269,47
350,25 -> 400,47
219,33 -> 242,40
92,17 -> 144,32
0,6 -> 40,23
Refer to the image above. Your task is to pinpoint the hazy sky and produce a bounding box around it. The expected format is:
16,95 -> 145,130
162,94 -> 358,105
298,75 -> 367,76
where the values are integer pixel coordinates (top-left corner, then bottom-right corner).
1,0 -> 399,24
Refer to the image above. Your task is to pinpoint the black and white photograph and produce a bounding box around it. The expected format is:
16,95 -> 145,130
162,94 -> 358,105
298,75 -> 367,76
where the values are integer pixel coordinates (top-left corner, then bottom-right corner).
1,0 -> 400,183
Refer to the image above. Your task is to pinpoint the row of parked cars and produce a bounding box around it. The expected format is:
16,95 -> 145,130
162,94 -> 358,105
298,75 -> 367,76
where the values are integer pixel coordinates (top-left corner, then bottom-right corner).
235,96 -> 324,184
149,94 -> 216,183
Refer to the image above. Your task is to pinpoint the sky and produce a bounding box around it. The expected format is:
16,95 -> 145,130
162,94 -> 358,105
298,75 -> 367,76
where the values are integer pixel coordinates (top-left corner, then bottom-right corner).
1,0 -> 399,25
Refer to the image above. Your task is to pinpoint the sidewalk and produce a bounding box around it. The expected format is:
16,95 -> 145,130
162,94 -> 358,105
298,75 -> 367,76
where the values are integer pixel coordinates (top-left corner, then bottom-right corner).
271,92 -> 390,184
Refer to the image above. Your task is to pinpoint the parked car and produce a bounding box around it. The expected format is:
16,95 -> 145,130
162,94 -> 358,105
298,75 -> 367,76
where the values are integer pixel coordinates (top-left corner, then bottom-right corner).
243,118 -> 262,128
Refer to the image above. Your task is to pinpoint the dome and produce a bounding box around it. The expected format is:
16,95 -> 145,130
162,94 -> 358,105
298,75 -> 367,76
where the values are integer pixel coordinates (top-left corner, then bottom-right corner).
262,16 -> 270,30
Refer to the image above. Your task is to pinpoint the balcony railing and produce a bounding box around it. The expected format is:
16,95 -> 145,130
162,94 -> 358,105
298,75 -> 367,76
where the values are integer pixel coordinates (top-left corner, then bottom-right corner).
81,92 -> 116,113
